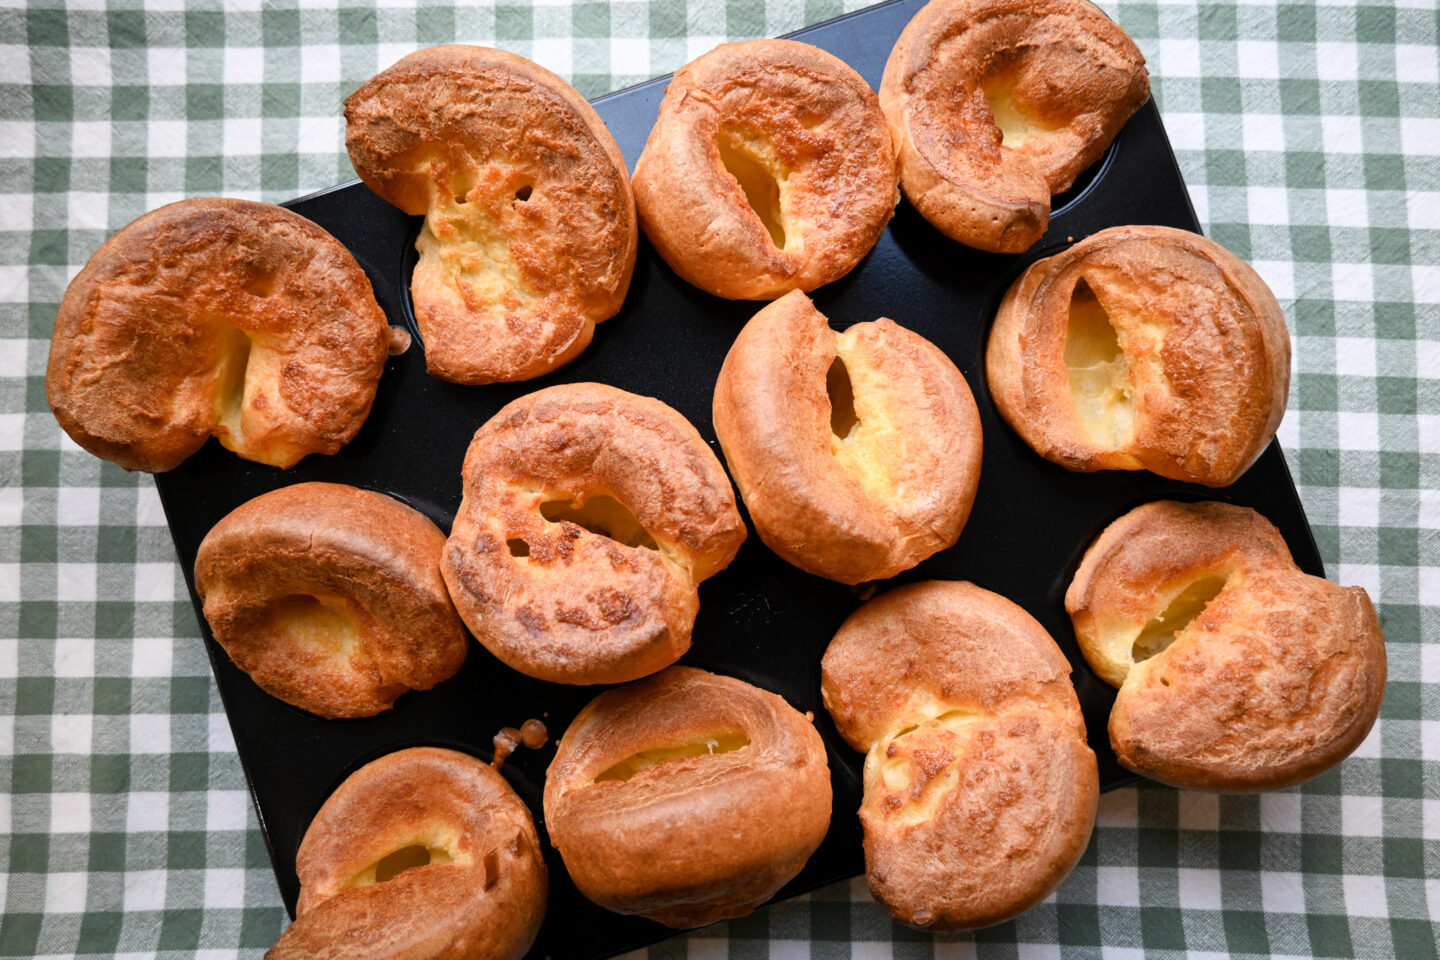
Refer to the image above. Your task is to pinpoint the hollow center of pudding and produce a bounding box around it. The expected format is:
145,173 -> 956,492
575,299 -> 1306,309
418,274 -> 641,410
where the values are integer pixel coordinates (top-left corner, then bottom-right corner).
1132,574 -> 1228,665
827,356 -> 860,439
210,327 -> 308,468
375,844 -> 450,882
717,127 -> 789,250
981,70 -> 1054,149
593,732 -> 752,783
346,843 -> 456,888
264,594 -> 359,659
1065,278 -> 1134,448
539,494 -> 658,551
214,326 -> 253,443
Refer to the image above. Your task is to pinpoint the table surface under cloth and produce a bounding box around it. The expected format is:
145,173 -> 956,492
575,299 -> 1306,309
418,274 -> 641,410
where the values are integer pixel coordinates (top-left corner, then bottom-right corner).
1,0 -> 1436,957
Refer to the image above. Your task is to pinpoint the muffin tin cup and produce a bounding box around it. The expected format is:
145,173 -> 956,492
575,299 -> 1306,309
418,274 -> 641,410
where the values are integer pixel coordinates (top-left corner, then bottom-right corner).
154,0 -> 1322,956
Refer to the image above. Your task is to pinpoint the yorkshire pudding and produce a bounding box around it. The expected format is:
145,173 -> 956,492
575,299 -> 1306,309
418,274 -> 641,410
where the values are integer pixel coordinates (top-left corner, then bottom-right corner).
1066,500 -> 1386,791
269,747 -> 547,960
47,198 -> 393,472
345,45 -> 637,385
880,0 -> 1149,253
195,483 -> 469,719
822,580 -> 1097,930
544,666 -> 831,927
442,384 -> 746,685
987,225 -> 1290,487
713,290 -> 981,584
633,39 -> 897,299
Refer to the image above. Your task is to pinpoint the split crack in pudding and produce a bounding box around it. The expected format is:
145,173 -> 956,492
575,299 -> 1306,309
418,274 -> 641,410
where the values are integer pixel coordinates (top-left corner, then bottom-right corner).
442,383 -> 747,685
633,39 -> 898,300
821,580 -> 1098,930
986,224 -> 1291,487
195,483 -> 469,720
543,666 -> 832,928
345,44 -> 638,384
714,290 -> 982,584
880,0 -> 1150,253
268,747 -> 546,960
47,198 -> 393,472
1066,500 -> 1386,791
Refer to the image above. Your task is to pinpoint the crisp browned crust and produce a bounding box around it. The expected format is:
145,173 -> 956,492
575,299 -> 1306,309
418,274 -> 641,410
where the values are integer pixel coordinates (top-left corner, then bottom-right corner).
269,747 -> 546,960
821,580 -> 1097,931
345,45 -> 637,385
713,290 -> 981,584
880,0 -> 1149,253
195,483 -> 469,719
47,198 -> 390,472
442,384 -> 746,685
1066,500 -> 1387,790
987,225 -> 1291,486
633,39 -> 897,299
543,666 -> 831,927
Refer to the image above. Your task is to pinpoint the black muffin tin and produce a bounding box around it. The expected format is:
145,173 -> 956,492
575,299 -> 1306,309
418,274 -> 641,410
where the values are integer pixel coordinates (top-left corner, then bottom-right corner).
154,0 -> 1322,955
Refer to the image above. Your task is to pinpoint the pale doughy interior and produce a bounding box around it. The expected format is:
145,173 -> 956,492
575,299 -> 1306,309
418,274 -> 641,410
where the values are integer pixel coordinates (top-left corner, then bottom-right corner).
868,705 -> 984,827
827,327 -> 906,504
263,594 -> 360,664
539,494 -> 658,551
981,70 -> 1060,150
1086,569 -> 1234,687
413,156 -> 541,326
341,825 -> 466,889
507,487 -> 688,577
211,327 -> 312,468
717,127 -> 793,251
213,327 -> 251,442
1064,278 -> 1134,449
593,732 -> 752,783
1131,573 -> 1228,664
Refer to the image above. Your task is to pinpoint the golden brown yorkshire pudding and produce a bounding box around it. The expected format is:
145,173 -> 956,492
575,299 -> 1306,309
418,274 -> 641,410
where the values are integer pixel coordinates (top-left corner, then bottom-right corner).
268,747 -> 546,960
1066,501 -> 1386,791
822,581 -> 1097,931
442,384 -> 746,685
345,45 -> 637,385
47,198 -> 393,472
544,666 -> 831,928
632,39 -> 897,300
713,290 -> 981,584
195,483 -> 469,719
987,225 -> 1291,487
880,0 -> 1149,253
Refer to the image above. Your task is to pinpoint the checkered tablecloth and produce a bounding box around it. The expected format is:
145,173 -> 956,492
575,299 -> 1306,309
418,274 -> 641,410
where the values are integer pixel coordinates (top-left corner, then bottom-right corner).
1,0 -> 1436,957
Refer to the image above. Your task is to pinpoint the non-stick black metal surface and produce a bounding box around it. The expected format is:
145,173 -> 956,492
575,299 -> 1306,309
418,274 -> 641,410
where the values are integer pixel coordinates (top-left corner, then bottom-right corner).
154,0 -> 1323,955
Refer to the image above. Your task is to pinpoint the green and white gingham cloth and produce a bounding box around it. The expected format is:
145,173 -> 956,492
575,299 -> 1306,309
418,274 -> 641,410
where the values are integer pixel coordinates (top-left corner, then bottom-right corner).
1,0 -> 1436,957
